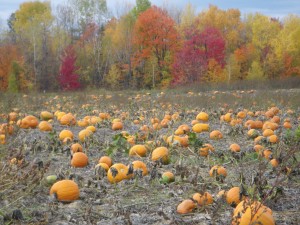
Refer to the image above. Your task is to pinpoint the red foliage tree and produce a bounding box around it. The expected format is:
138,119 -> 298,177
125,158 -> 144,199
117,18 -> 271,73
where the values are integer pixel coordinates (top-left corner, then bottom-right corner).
59,46 -> 81,90
172,26 -> 225,85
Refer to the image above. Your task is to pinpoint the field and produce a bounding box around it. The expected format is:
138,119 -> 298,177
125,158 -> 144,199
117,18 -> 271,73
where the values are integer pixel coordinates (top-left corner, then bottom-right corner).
0,87 -> 299,225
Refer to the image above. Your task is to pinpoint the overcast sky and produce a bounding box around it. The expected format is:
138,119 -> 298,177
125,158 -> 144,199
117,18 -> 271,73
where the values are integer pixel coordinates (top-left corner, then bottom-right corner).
1,0 -> 300,24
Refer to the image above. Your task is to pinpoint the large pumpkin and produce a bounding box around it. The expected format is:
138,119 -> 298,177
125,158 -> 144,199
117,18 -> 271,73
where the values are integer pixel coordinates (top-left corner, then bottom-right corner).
50,180 -> 79,202
232,200 -> 275,225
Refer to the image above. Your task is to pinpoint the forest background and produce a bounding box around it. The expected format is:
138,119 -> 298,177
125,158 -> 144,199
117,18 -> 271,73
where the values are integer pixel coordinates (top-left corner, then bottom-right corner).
0,0 -> 300,92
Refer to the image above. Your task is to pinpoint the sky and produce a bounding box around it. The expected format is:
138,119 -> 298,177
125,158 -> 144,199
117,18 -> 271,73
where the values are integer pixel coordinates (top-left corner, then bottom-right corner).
1,0 -> 300,24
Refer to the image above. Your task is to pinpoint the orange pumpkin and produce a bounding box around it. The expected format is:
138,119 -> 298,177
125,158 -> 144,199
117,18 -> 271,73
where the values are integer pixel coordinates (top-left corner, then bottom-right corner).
199,143 -> 214,157
38,121 -> 52,132
71,152 -> 88,168
151,147 -> 169,164
70,143 -> 83,154
177,199 -> 196,214
112,121 -> 123,130
50,180 -> 79,202
78,129 -> 93,142
210,130 -> 223,140
99,156 -> 113,168
59,129 -> 74,141
209,165 -> 227,178
107,163 -> 132,183
131,160 -> 148,176
192,192 -> 213,206
60,113 -> 76,126
226,187 -> 245,207
129,145 -> 147,157
232,200 -> 275,225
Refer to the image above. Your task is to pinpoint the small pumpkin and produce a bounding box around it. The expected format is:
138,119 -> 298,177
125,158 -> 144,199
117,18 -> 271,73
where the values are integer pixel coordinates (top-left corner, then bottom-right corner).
129,145 -> 147,157
107,163 -> 132,183
59,129 -> 74,141
209,165 -> 227,179
229,143 -> 241,153
71,152 -> 88,168
60,113 -> 76,126
131,160 -> 148,176
70,143 -> 83,154
160,171 -> 175,184
50,180 -> 79,202
40,111 -> 54,121
112,121 -> 123,130
177,199 -> 196,214
38,121 -> 52,132
78,129 -> 93,142
199,143 -> 214,157
196,112 -> 209,122
226,186 -> 246,207
151,147 -> 169,164
98,156 -> 113,168
210,130 -> 223,140
192,192 -> 213,206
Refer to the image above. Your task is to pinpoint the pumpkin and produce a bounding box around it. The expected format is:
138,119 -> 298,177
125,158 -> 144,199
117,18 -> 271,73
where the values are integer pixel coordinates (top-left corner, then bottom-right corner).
229,143 -> 241,153
78,129 -> 93,142
167,135 -> 188,147
0,134 -> 5,144
56,111 -> 66,121
270,159 -> 279,167
86,125 -> 96,133
160,171 -> 175,184
192,123 -> 210,133
99,112 -> 110,120
237,111 -> 246,119
70,143 -> 83,154
196,112 -> 209,121
199,143 -> 214,157
50,180 -> 79,202
232,200 -> 275,225
283,122 -> 292,129
254,144 -> 264,153
38,121 -> 52,132
98,156 -> 113,168
40,111 -> 54,121
263,129 -> 274,137
107,163 -> 132,183
262,121 -> 278,131
19,115 -> 39,129
71,152 -> 88,168
210,130 -> 223,140
192,192 -> 213,206
226,187 -> 245,207
131,160 -> 148,176
95,162 -> 109,172
60,113 -> 76,126
224,113 -> 232,122
77,120 -> 89,127
247,129 -> 259,139
177,199 -> 196,214
217,190 -> 226,199
178,124 -> 190,133
112,121 -> 123,130
268,135 -> 279,143
129,145 -> 147,157
209,165 -> 227,178
59,129 -> 74,141
151,147 -> 169,164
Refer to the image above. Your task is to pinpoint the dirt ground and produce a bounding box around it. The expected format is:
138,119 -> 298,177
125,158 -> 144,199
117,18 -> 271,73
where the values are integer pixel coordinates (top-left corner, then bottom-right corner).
0,88 -> 299,225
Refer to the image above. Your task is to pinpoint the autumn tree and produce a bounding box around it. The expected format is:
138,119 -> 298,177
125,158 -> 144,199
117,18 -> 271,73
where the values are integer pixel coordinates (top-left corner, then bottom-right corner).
133,6 -> 179,88
13,1 -> 54,90
172,27 -> 225,85
59,46 -> 81,90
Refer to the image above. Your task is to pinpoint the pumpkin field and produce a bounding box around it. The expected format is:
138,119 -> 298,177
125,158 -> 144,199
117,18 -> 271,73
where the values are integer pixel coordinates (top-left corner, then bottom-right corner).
0,87 -> 299,225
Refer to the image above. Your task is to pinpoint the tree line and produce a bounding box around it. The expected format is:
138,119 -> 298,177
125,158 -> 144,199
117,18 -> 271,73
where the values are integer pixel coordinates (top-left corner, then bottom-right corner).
0,0 -> 299,92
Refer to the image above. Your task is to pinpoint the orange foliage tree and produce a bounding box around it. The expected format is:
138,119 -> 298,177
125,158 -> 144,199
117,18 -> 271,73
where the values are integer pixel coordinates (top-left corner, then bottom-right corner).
133,6 -> 180,88
0,44 -> 20,91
